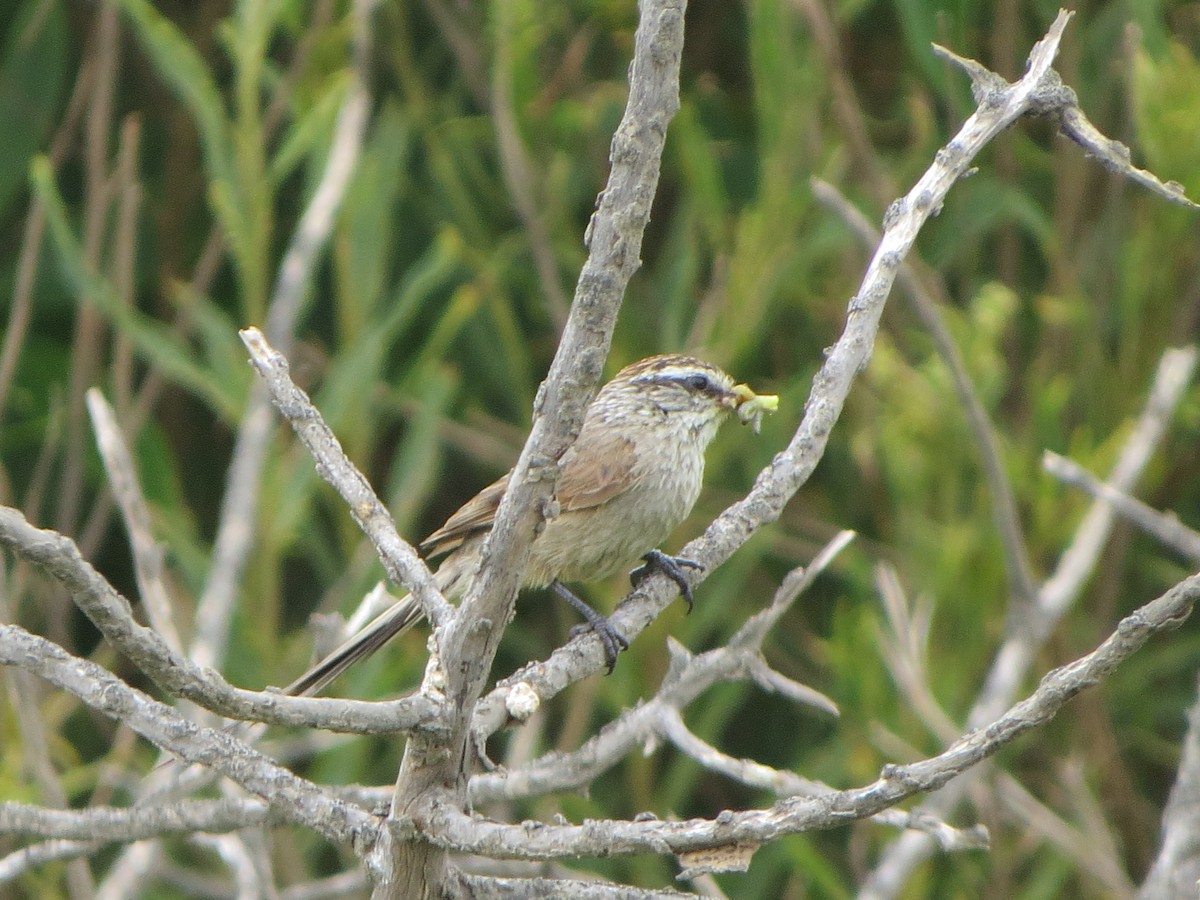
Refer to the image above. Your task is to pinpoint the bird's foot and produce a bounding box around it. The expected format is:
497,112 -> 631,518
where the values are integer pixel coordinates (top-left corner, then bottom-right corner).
630,549 -> 704,613
554,581 -> 629,673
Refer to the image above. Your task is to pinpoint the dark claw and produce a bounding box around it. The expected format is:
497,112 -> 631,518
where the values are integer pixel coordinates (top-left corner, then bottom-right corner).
629,549 -> 704,613
554,581 -> 629,673
570,618 -> 630,673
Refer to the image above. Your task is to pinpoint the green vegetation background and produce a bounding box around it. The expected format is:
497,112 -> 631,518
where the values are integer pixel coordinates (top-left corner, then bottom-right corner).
2,0 -> 1199,896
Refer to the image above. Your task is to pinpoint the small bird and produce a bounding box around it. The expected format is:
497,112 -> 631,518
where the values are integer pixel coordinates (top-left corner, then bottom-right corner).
283,354 -> 777,697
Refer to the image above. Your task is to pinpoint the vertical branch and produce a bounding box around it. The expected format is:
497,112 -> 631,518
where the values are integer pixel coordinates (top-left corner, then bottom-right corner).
372,0 -> 690,894
1139,674 -> 1200,898
86,390 -> 183,654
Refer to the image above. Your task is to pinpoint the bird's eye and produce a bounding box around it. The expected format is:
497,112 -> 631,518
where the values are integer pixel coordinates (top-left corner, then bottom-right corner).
685,373 -> 711,392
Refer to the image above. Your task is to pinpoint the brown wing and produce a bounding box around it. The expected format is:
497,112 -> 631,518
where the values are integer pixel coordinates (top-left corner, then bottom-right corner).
419,425 -> 641,558
556,425 -> 640,511
419,474 -> 508,559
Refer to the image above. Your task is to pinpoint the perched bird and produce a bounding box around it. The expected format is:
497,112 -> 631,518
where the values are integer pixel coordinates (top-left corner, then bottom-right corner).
283,354 -> 777,696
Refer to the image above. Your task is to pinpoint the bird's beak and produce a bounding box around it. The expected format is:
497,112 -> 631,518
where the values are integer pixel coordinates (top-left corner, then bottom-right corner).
727,383 -> 779,433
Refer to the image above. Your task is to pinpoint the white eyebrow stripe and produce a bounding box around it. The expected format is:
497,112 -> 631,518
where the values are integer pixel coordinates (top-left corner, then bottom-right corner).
633,365 -> 715,383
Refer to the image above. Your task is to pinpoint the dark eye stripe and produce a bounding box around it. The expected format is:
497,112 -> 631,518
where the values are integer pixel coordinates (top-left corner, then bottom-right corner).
655,371 -> 723,395
631,366 -> 725,395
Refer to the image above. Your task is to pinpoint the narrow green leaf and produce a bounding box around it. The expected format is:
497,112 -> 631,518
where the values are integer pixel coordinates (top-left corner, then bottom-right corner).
334,101 -> 413,337
0,0 -> 68,218
116,0 -> 253,302
384,368 -> 456,534
320,231 -> 464,437
114,0 -> 236,193
168,280 -> 253,402
31,157 -> 243,420
269,71 -> 352,185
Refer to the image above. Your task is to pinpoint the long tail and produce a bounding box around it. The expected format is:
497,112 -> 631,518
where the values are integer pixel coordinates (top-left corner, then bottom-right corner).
282,594 -> 425,697
147,593 -> 426,778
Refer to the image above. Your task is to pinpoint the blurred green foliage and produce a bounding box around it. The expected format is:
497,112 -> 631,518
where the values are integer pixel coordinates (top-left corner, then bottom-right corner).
2,0 -> 1200,896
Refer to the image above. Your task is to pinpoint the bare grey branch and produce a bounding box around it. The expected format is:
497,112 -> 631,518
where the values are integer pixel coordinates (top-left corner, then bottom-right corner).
427,571 -> 1200,862
0,625 -> 379,846
1,798 -> 271,841
239,327 -> 454,632
862,343 -> 1197,897
1044,448 -> 1200,564
86,388 -> 184,653
0,507 -> 442,733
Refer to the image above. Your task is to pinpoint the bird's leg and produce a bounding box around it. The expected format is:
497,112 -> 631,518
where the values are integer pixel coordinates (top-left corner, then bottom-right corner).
629,549 -> 704,613
552,580 -> 629,673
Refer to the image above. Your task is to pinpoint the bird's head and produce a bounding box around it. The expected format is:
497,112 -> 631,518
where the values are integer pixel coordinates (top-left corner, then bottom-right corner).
594,355 -> 778,440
